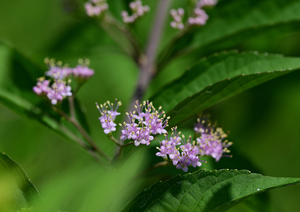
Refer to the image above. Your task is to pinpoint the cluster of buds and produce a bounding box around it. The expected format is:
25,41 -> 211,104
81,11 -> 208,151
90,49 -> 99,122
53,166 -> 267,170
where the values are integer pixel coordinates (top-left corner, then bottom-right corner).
121,0 -> 150,23
188,7 -> 209,26
156,117 -> 232,172
33,58 -> 94,105
170,8 -> 185,30
85,0 -> 108,17
197,0 -> 218,8
170,0 -> 217,30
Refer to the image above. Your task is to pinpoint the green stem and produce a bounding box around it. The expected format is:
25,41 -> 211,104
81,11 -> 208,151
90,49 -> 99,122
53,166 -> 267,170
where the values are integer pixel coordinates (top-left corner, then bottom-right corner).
108,134 -> 133,147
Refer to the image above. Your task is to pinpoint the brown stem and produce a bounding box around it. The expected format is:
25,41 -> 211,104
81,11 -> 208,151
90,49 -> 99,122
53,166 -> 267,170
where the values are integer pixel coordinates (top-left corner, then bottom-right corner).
52,106 -> 111,162
135,161 -> 170,179
59,124 -> 104,165
113,0 -> 171,160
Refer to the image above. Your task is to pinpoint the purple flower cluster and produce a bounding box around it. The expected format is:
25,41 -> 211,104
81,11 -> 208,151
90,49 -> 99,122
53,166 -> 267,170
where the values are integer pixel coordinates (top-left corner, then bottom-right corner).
195,118 -> 232,162
33,77 -> 72,105
156,128 -> 204,172
96,100 -> 168,146
95,98 -> 231,173
170,0 -> 217,30
121,0 -> 150,23
197,0 -> 218,8
45,60 -> 94,80
188,7 -> 209,26
120,101 -> 168,146
96,100 -> 121,134
33,59 -> 94,105
85,0 -> 108,17
170,8 -> 185,30
156,117 -> 232,172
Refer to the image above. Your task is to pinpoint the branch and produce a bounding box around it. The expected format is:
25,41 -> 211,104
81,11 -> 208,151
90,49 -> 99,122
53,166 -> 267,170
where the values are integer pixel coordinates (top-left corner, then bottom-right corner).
113,0 -> 171,160
59,124 -> 104,165
128,0 -> 171,113
108,134 -> 133,147
52,106 -> 111,162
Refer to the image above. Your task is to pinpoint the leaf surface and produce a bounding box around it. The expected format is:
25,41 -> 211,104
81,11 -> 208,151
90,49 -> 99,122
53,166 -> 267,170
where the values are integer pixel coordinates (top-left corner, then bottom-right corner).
151,51 -> 300,126
121,169 -> 300,212
158,0 -> 300,69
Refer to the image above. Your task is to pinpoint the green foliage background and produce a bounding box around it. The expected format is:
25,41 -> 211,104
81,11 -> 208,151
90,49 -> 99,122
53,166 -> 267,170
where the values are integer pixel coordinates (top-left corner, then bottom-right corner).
0,0 -> 300,211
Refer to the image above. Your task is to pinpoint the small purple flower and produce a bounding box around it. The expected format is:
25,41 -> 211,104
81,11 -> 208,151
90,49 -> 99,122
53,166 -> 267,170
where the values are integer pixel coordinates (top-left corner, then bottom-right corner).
188,8 -> 209,26
170,8 -> 185,30
46,66 -> 72,80
85,0 -> 108,17
197,0 -> 218,8
96,100 -> 121,134
156,128 -> 207,172
121,0 -> 149,23
195,118 -> 232,161
73,65 -> 95,79
120,101 -> 168,146
33,77 -> 50,95
47,80 -> 72,105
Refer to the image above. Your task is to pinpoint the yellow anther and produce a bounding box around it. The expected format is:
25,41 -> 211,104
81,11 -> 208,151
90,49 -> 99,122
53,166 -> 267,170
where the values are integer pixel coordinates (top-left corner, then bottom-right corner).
44,57 -> 50,64
78,58 -> 84,64
85,58 -> 90,66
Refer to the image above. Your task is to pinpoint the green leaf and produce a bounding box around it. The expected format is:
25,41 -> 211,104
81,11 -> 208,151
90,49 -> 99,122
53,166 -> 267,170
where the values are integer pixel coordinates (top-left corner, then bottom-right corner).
151,51 -> 300,127
158,0 -> 300,69
121,169 -> 300,212
0,152 -> 40,211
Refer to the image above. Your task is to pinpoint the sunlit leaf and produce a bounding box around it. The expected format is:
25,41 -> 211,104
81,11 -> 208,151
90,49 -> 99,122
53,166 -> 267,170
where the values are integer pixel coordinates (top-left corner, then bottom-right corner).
0,152 -> 40,211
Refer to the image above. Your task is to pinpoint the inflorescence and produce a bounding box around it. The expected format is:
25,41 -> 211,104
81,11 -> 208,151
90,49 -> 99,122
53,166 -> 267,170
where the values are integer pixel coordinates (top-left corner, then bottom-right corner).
96,99 -> 232,172
170,0 -> 217,30
84,0 -> 216,29
121,0 -> 150,23
85,0 -> 108,17
33,58 -> 94,105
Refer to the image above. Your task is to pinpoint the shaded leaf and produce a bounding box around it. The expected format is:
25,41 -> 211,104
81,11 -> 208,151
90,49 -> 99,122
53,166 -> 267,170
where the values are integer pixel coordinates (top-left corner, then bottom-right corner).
121,169 -> 300,212
158,0 -> 300,69
151,51 -> 300,127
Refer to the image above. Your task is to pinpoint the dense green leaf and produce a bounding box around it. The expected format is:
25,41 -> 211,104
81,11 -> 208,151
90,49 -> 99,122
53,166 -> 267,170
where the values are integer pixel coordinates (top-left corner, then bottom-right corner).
121,169 -> 300,212
151,51 -> 300,126
158,0 -> 300,69
0,152 -> 40,211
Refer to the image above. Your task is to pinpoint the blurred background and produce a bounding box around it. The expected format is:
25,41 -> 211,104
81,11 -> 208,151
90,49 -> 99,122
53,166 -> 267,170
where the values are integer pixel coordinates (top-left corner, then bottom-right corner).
0,0 -> 300,211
